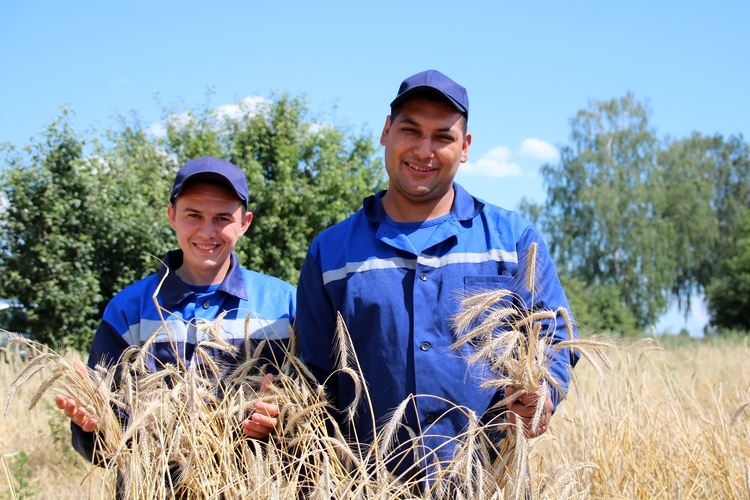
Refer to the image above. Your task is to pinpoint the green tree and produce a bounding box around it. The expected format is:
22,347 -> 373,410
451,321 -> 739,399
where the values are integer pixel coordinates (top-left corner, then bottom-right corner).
657,134 -> 750,296
711,135 -> 750,265
538,94 -> 672,328
656,133 -> 750,328
558,273 -> 638,336
0,111 -> 103,348
705,207 -> 750,331
0,95 -> 385,351
655,133 -> 721,307
531,92 -> 750,333
161,94 -> 385,284
90,121 -> 176,303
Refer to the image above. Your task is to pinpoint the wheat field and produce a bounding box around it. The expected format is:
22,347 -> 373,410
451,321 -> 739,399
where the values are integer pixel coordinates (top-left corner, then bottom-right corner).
2,334 -> 749,499
538,335 -> 750,499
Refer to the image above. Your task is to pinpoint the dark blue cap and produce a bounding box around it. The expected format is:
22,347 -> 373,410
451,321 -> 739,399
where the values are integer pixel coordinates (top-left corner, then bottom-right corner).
390,70 -> 469,118
170,157 -> 249,208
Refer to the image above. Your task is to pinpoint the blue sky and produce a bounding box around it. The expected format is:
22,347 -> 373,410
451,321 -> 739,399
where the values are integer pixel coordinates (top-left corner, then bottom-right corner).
1,1 -> 748,335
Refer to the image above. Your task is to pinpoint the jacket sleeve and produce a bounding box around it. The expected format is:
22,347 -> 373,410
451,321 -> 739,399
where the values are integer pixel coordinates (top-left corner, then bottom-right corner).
294,249 -> 341,414
71,319 -> 129,465
516,225 -> 580,409
247,283 -> 297,373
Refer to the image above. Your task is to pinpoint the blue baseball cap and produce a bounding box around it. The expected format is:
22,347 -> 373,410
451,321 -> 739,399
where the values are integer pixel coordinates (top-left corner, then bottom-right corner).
390,70 -> 469,118
170,156 -> 249,208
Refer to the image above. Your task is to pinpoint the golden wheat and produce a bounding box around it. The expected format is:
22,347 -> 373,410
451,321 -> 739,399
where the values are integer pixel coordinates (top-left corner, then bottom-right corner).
3,242 -> 608,499
7,333 -> 750,498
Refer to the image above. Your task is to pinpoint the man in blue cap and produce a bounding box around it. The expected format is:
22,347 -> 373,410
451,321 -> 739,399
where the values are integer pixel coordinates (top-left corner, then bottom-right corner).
56,156 -> 296,461
295,70 -> 579,481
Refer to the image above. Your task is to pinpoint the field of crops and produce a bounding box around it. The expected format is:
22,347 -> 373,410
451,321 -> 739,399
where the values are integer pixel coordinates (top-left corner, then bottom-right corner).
2,335 -> 749,499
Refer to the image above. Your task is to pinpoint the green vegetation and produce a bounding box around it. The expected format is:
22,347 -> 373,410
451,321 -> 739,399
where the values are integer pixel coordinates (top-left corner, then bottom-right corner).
705,207 -> 750,331
0,96 -> 385,352
0,90 -> 748,349
6,451 -> 37,499
558,274 -> 639,336
523,94 -> 749,333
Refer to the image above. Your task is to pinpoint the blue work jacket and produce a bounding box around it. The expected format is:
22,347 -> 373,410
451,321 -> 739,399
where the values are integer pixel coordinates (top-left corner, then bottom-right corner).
296,183 -> 579,473
72,250 -> 296,464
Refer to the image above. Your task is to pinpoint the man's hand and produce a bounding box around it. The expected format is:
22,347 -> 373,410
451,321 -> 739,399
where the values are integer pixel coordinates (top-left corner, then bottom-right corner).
54,360 -> 99,433
505,386 -> 553,439
241,373 -> 280,439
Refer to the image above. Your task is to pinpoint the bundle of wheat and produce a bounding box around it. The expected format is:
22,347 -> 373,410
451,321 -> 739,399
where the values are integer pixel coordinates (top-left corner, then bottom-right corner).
448,242 -> 613,496
3,243 -> 609,499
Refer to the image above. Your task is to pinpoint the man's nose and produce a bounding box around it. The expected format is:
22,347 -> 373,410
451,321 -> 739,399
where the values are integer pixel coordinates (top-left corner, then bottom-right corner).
413,137 -> 435,160
197,220 -> 217,236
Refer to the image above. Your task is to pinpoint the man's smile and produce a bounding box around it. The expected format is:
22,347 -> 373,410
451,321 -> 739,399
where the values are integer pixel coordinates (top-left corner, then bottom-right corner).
406,161 -> 436,173
193,242 -> 220,252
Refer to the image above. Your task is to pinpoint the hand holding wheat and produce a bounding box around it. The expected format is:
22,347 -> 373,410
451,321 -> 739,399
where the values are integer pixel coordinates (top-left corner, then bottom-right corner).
55,360 -> 99,433
505,386 -> 553,438
241,373 -> 280,439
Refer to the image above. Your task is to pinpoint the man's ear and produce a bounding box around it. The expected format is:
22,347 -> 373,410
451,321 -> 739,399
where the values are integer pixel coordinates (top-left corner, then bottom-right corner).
379,115 -> 392,146
240,211 -> 253,236
460,132 -> 472,163
167,204 -> 177,231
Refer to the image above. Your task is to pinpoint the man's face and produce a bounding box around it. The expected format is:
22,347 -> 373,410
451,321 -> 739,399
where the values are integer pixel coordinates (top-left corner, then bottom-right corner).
167,183 -> 252,284
380,96 -> 471,219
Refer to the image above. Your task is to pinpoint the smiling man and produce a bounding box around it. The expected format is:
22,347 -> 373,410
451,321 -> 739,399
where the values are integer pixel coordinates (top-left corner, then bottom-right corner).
295,70 -> 579,483
57,156 -> 296,464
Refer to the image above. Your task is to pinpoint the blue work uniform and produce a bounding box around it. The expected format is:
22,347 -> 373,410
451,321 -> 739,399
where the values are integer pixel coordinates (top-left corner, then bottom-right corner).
72,249 -> 296,463
295,183 -> 579,475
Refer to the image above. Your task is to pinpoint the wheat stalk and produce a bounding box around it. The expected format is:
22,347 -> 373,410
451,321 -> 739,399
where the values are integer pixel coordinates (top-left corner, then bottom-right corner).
5,242 -> 610,498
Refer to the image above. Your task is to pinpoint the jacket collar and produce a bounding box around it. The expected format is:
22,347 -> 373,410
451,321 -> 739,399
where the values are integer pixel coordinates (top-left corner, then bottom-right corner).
157,250 -> 248,308
363,182 -> 484,223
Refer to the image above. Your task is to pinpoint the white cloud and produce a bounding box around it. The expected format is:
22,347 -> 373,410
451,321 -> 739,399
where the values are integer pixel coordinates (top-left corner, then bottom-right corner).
308,122 -> 328,134
146,111 -> 192,138
215,95 -> 267,120
519,138 -> 558,161
146,122 -> 167,137
462,146 -> 523,177
146,95 -> 268,137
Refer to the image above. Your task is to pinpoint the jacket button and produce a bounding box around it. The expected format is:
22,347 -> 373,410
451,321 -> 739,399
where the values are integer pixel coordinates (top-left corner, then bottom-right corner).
419,272 -> 428,281
202,301 -> 210,309
425,413 -> 436,424
420,342 -> 431,351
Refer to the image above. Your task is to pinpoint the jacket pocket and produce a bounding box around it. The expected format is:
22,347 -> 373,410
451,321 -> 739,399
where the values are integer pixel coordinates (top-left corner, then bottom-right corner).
464,274 -> 514,294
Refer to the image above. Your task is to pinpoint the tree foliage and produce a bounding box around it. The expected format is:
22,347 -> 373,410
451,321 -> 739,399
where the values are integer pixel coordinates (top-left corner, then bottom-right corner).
531,93 -> 750,331
0,112 -> 101,347
0,96 -> 385,351
558,273 -> 638,336
657,134 -> 750,305
536,94 -> 671,328
705,207 -> 750,332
